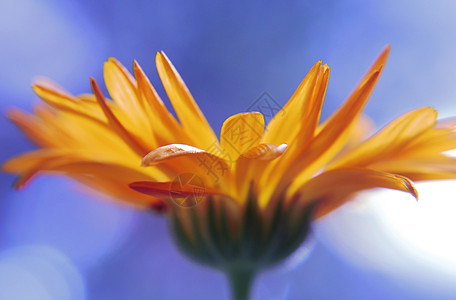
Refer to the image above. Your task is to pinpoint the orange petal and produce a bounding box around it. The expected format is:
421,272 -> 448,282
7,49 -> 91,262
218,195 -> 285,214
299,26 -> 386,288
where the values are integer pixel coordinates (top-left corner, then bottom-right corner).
285,69 -> 382,196
91,78 -> 150,156
3,149 -> 59,174
262,61 -> 322,145
294,64 -> 330,145
141,144 -> 231,187
6,108 -> 58,148
142,144 -> 228,168
365,45 -> 391,76
129,180 -> 223,199
220,112 -> 265,161
400,127 -> 456,156
233,143 -> 287,201
104,58 -> 157,141
328,107 -> 437,169
32,79 -> 106,125
369,154 -> 456,178
133,60 -> 189,145
241,143 -> 287,160
260,48 -> 389,202
317,46 -> 390,133
293,168 -> 417,217
2,146 -> 166,187
155,52 -> 218,150
103,58 -> 139,113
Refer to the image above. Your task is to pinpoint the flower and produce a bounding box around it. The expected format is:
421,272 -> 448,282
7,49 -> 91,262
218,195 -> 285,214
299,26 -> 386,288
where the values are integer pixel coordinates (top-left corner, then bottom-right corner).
4,46 -> 456,300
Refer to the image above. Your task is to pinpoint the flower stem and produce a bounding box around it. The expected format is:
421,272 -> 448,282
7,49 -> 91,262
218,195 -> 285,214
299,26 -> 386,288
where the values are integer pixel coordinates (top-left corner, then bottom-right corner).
227,269 -> 255,300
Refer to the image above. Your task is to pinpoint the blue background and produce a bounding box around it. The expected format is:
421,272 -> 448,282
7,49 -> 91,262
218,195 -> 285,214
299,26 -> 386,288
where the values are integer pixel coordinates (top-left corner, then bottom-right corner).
2,0 -> 456,299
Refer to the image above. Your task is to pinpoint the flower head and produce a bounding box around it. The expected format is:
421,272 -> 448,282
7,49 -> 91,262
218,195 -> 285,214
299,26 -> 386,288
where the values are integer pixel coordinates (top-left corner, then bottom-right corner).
4,46 -> 456,299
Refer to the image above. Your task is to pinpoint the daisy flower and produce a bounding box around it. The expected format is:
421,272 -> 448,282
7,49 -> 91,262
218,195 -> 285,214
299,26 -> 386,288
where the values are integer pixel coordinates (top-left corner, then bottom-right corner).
4,46 -> 456,299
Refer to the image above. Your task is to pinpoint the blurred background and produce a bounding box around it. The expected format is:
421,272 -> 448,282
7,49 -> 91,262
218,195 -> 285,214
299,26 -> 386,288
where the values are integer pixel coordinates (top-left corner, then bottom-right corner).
1,0 -> 456,299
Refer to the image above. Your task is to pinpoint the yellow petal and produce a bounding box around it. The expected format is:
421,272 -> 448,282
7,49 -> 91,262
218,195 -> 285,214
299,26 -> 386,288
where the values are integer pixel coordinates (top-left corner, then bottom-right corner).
142,144 -> 225,166
369,154 -> 456,179
30,105 -> 148,163
328,107 -> 437,169
91,78 -> 150,156
3,149 -> 60,175
285,69 -> 382,197
104,58 -> 156,140
259,48 -> 390,202
3,149 -> 156,189
32,80 -> 106,124
400,127 -> 456,156
103,58 -> 139,112
262,61 -> 322,145
32,80 -> 145,145
6,108 -> 57,148
220,112 -> 265,161
293,168 -> 417,217
316,46 -> 390,134
129,181 -> 223,199
133,60 -> 189,146
293,64 -> 330,145
234,144 -> 287,201
155,52 -> 218,150
142,144 -> 231,187
241,143 -> 287,160
32,81 -> 151,153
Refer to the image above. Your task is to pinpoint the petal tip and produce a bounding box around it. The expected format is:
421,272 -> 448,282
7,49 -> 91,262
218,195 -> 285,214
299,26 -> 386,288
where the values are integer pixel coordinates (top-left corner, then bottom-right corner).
107,57 -> 118,64
396,175 -> 419,200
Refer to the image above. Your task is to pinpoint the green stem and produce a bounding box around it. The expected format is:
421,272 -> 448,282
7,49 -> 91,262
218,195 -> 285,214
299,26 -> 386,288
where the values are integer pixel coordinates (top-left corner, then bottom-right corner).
227,269 -> 255,300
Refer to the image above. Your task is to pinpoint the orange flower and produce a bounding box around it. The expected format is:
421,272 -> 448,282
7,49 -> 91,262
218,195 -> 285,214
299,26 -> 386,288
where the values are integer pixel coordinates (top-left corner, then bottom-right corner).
4,46 -> 456,300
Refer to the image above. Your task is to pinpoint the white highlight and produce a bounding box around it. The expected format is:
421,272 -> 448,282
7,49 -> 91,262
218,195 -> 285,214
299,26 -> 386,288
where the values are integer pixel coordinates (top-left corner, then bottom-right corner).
315,181 -> 456,296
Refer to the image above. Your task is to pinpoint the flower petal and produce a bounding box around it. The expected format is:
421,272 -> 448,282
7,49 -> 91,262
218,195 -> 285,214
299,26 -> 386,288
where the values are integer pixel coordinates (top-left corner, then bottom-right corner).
260,48 -> 390,203
317,46 -> 390,134
142,144 -> 227,167
293,64 -> 330,145
241,143 -> 287,160
133,60 -> 189,146
220,112 -> 265,161
292,168 -> 417,217
91,78 -> 151,156
7,108 -> 58,148
103,58 -> 159,139
328,106 -> 438,169
281,69 -> 382,199
234,144 -> 288,201
103,58 -> 140,115
32,79 -> 106,124
129,181 -> 223,199
400,127 -> 456,156
156,52 -> 218,150
369,155 -> 456,180
2,149 -> 161,190
141,144 -> 231,187
262,61 -> 322,145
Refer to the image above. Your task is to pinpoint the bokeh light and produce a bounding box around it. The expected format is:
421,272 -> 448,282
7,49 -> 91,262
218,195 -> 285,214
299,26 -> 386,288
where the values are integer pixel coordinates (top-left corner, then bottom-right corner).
0,246 -> 86,300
